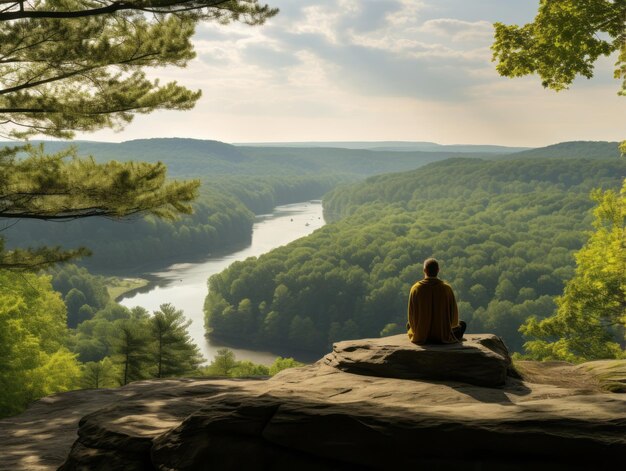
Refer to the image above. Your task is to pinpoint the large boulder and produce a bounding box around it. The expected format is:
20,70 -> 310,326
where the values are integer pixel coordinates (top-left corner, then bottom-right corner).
323,333 -> 511,387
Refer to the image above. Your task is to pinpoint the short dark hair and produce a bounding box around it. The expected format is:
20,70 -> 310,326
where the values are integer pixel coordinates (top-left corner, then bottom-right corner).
423,258 -> 439,277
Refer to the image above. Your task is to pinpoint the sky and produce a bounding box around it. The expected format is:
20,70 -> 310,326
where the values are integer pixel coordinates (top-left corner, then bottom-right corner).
78,0 -> 625,147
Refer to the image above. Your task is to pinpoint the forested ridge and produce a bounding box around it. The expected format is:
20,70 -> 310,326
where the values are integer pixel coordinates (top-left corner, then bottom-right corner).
1,136 -> 467,272
3,174 -> 339,271
204,157 -> 625,355
12,138 -> 493,177
495,141 -> 622,161
4,139 -> 617,273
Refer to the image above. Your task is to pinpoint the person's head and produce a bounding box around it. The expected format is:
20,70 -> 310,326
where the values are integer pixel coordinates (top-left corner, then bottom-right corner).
423,258 -> 439,278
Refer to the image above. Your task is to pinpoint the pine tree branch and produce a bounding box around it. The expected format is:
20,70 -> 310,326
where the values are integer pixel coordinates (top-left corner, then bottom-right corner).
0,1 -> 253,21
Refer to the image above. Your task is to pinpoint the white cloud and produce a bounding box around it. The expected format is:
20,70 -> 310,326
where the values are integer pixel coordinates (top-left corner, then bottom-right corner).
74,0 -> 624,146
419,18 -> 493,42
385,0 -> 427,27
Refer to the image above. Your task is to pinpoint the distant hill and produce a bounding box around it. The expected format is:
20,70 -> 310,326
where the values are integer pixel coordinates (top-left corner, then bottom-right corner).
19,138 -> 251,176
236,141 -> 530,154
499,141 -> 621,160
4,138 -> 498,179
5,139 -> 620,179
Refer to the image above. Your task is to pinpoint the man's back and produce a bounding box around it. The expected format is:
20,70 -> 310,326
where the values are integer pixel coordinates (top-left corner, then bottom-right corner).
407,277 -> 459,344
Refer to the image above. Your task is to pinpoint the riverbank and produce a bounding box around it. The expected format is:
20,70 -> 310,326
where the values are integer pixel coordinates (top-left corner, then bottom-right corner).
105,277 -> 150,302
118,201 -> 326,365
205,332 -> 322,364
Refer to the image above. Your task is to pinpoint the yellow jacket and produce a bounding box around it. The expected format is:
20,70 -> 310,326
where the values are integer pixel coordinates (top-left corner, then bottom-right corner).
407,277 -> 459,344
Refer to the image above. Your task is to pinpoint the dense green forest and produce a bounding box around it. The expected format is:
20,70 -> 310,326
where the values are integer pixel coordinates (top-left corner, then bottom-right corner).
3,174 -> 339,272
2,143 -> 623,418
496,141 -> 622,161
2,137 -> 481,273
205,158 -> 625,355
4,139 -> 617,273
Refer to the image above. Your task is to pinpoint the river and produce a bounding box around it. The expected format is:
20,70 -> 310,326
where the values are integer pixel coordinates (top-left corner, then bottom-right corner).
119,201 -> 325,365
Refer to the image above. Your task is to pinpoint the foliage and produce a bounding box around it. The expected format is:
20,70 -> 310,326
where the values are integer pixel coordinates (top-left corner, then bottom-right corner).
112,314 -> 153,385
0,1 -> 276,139
205,158 -> 625,355
497,141 -> 623,161
521,187 -> 625,362
151,304 -> 203,378
228,360 -> 270,377
0,270 -> 82,417
493,0 -> 625,361
0,144 -> 199,270
71,302 -> 203,384
0,0 -> 275,270
268,356 -> 304,376
199,348 -> 303,377
201,348 -> 239,376
81,357 -> 119,389
3,173 -> 338,271
71,303 -> 136,362
48,264 -> 110,327
33,138 -> 461,178
380,323 -> 404,337
492,0 -> 625,94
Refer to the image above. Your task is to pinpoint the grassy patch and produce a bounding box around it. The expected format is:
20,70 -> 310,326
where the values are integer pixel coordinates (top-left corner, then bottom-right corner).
105,277 -> 149,301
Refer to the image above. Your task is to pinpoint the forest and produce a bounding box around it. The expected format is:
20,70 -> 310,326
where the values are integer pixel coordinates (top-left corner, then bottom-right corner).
0,264 -> 301,417
1,137 -> 484,273
3,174 -> 340,271
205,157 -> 625,356
5,139 -> 617,273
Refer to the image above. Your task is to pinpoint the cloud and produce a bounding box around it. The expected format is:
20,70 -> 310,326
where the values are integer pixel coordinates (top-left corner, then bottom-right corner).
190,0 -> 501,102
419,18 -> 494,42
76,0 -> 623,146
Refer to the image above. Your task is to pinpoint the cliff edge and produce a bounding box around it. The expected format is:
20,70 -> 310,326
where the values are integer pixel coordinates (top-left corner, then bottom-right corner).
1,334 -> 625,470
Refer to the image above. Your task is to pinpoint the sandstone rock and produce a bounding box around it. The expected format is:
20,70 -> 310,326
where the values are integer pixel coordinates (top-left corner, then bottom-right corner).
151,387 -> 626,471
3,343 -> 626,470
53,361 -> 626,471
323,333 -> 511,387
577,359 -> 626,393
57,378 -> 265,471
0,386 -> 142,471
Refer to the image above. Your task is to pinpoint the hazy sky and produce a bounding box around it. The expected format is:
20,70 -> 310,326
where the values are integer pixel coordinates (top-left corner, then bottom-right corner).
79,0 -> 624,146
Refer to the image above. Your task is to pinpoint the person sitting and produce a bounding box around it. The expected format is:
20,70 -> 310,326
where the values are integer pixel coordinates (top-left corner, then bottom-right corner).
407,258 -> 466,344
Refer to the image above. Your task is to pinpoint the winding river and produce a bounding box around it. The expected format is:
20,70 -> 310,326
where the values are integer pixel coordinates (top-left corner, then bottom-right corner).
119,201 -> 325,365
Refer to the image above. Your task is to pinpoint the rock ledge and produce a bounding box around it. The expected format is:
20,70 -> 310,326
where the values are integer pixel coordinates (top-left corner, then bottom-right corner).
323,333 -> 511,387
2,338 -> 625,471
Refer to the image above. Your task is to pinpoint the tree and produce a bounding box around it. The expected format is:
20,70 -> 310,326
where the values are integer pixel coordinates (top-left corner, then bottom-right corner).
492,0 -> 625,95
268,357 -> 303,376
204,348 -> 237,376
0,0 -> 277,270
379,323 -> 403,337
520,189 -> 625,361
228,360 -> 269,377
150,303 -> 203,378
65,288 -> 87,328
112,319 -> 152,385
0,1 -> 277,139
0,145 -> 201,269
0,270 -> 82,417
81,357 -> 118,389
493,1 -> 625,360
